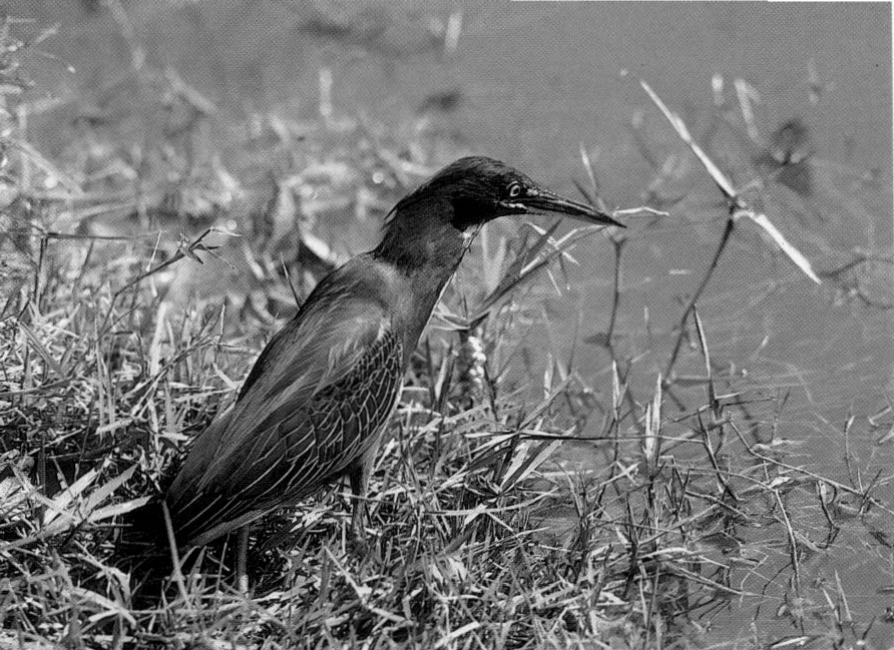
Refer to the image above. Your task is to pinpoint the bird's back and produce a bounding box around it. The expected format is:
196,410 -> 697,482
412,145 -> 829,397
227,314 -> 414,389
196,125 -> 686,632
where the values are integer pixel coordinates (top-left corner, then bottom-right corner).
166,255 -> 406,548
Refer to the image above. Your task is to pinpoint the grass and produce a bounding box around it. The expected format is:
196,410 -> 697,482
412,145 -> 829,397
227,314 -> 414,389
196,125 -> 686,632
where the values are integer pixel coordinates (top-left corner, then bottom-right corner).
1,12 -> 892,650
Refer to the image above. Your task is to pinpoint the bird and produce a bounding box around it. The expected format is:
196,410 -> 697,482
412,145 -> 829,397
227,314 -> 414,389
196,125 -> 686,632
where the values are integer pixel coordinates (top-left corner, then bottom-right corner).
164,156 -> 623,551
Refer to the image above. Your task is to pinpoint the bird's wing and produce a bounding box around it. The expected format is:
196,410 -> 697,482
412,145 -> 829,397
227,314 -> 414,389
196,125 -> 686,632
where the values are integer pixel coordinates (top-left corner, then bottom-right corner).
167,289 -> 404,546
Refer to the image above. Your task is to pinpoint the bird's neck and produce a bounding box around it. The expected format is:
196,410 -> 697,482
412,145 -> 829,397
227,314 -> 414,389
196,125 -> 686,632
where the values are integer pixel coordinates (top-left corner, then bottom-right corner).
373,202 -> 471,273
372,208 -> 474,365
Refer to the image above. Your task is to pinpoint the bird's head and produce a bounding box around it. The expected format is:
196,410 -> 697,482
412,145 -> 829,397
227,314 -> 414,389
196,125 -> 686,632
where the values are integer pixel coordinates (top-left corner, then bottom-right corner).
378,156 -> 623,269
393,156 -> 622,231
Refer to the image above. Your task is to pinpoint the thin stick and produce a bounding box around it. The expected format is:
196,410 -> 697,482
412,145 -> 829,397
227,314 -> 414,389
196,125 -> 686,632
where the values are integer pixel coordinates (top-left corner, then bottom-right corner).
663,217 -> 735,381
100,228 -> 219,334
237,525 -> 250,595
605,237 -> 625,348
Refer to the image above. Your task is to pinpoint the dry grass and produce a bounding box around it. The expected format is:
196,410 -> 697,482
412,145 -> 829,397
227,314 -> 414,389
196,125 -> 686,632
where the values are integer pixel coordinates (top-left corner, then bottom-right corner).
1,14 -> 891,650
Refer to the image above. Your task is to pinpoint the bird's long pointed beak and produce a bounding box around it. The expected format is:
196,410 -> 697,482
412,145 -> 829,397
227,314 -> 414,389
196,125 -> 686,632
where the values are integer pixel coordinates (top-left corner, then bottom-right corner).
518,189 -> 625,228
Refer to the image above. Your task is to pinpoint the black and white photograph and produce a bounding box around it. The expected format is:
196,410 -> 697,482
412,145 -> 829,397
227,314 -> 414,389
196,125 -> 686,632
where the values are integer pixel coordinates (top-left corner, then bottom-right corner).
1,2 -> 891,648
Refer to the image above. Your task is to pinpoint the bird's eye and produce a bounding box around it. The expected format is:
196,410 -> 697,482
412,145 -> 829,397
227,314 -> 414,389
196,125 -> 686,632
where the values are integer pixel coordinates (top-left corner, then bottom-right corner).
507,182 -> 523,198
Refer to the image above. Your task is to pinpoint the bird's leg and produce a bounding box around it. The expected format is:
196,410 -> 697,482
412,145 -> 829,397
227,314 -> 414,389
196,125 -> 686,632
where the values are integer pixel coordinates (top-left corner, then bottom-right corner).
236,525 -> 250,595
347,450 -> 375,553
